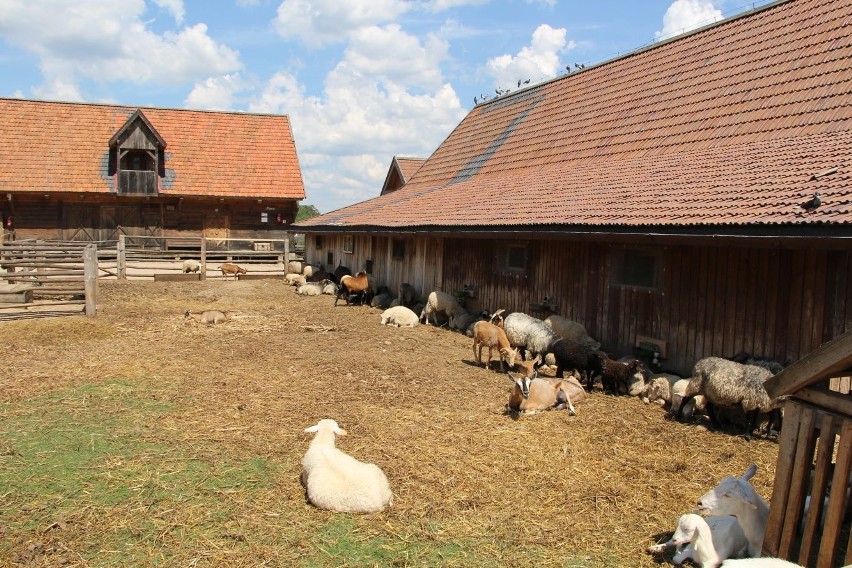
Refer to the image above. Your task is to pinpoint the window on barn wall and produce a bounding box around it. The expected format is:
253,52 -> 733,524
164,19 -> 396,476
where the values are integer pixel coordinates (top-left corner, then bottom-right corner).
612,248 -> 662,289
506,244 -> 527,271
392,239 -> 405,260
343,235 -> 354,254
315,235 -> 323,249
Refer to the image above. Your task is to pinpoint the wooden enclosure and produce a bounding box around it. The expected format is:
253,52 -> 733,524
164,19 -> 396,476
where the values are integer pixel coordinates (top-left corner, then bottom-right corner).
763,332 -> 852,567
305,232 -> 852,375
0,240 -> 100,320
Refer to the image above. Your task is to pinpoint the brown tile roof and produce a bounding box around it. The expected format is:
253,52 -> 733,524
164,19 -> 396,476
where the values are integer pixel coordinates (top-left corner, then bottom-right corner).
0,99 -> 305,200
380,156 -> 426,195
299,0 -> 852,230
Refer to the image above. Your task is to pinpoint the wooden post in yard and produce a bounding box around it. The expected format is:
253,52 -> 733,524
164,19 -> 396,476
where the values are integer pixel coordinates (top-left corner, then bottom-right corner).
117,234 -> 126,279
200,236 -> 207,281
83,244 -> 98,317
284,231 -> 290,263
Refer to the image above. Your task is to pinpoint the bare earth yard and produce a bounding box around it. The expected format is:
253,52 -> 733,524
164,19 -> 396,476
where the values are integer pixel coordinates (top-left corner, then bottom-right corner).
0,280 -> 780,567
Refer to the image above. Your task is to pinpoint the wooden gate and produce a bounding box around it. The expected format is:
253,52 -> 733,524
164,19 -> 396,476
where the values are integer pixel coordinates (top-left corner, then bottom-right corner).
100,206 -> 142,243
203,212 -> 229,250
63,205 -> 97,241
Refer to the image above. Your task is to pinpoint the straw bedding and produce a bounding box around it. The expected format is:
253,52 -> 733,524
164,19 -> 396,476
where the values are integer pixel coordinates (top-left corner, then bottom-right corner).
0,280 -> 780,566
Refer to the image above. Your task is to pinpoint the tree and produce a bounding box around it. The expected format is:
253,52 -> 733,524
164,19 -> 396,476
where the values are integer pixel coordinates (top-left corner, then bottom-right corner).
295,204 -> 320,222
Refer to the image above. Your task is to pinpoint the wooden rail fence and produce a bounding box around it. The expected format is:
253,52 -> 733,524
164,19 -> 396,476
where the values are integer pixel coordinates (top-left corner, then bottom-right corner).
0,240 -> 99,320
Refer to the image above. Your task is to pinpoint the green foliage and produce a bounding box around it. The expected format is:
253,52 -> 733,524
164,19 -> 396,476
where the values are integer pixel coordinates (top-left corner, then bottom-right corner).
295,204 -> 321,222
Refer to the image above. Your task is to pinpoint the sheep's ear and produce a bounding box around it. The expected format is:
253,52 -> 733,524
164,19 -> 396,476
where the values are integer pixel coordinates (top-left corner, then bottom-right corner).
742,464 -> 758,481
336,428 -> 348,436
304,424 -> 320,433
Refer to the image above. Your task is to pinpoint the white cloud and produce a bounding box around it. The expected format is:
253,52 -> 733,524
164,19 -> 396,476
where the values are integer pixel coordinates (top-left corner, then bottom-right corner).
185,73 -> 246,110
0,0 -> 241,100
655,0 -> 723,40
485,24 -> 573,90
152,0 -> 185,24
423,0 -> 489,12
273,0 -> 409,48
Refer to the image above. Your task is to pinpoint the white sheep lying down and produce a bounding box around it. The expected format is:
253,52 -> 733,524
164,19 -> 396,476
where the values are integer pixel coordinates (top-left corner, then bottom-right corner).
380,306 -> 419,327
301,419 -> 393,513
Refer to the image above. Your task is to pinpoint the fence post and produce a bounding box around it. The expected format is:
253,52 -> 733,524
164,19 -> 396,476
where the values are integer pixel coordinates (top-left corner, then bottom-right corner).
200,236 -> 207,281
84,244 -> 98,317
117,234 -> 126,279
284,231 -> 290,264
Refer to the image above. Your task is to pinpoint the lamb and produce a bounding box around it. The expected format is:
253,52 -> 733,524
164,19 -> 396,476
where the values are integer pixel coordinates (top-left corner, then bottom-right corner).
589,352 -> 646,395
398,282 -> 416,308
503,312 -> 560,361
301,419 -> 393,513
671,357 -> 779,439
720,559 -> 804,567
184,309 -> 227,325
647,513 -> 749,568
472,321 -> 520,372
419,290 -> 467,327
285,273 -> 307,287
696,464 -> 769,558
379,306 -> 419,327
220,262 -> 247,280
644,374 -> 707,418
543,315 -> 601,350
335,271 -> 370,306
506,373 -> 585,416
181,259 -> 202,273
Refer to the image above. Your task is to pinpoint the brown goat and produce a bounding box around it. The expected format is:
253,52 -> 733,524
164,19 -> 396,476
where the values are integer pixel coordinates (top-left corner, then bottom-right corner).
335,271 -> 370,306
220,262 -> 247,281
472,321 -> 519,372
506,373 -> 586,416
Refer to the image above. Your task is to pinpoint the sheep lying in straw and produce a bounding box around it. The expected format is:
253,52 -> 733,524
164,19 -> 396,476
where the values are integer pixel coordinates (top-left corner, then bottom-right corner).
647,513 -> 749,568
301,419 -> 393,513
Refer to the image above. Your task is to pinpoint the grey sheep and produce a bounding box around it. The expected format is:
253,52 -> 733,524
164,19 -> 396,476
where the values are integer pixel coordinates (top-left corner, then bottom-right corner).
503,312 -> 559,360
671,357 -> 779,439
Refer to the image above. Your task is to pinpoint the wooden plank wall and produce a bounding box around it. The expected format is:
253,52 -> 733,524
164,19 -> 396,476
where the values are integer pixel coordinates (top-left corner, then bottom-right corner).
442,238 -> 852,376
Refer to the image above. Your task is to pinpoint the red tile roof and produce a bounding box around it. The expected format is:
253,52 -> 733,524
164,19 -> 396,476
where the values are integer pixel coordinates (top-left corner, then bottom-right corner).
380,156 -> 426,195
299,0 -> 852,230
0,99 -> 305,200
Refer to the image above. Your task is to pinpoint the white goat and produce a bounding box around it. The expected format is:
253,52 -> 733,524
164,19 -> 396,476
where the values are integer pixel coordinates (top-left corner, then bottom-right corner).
301,419 -> 393,513
419,290 -> 467,327
648,513 -> 749,568
721,559 -> 804,567
379,306 -> 419,327
696,464 -> 769,558
181,259 -> 202,273
506,373 -> 585,416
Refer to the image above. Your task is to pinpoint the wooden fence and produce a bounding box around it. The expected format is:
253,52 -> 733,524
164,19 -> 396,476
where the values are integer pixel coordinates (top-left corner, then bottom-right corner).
113,235 -> 295,280
0,240 -> 100,320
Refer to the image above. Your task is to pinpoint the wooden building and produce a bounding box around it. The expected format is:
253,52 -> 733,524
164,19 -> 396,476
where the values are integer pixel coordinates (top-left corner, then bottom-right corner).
296,0 -> 852,376
0,98 -> 305,250
762,332 -> 852,567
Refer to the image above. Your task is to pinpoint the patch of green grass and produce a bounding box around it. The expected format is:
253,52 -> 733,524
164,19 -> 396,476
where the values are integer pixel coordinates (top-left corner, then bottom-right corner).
0,381 -> 273,565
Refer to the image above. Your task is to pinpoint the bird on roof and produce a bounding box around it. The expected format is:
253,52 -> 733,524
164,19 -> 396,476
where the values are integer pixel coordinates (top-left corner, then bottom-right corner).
474,96 -> 478,105
523,79 -> 530,84
517,79 -> 521,88
575,63 -> 581,70
802,192 -> 822,211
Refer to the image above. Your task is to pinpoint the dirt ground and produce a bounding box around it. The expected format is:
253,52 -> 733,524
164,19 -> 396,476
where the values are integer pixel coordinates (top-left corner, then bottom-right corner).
0,279 -> 782,567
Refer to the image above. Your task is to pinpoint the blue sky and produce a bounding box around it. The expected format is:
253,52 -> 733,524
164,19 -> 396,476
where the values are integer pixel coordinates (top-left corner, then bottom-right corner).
0,0 -> 762,213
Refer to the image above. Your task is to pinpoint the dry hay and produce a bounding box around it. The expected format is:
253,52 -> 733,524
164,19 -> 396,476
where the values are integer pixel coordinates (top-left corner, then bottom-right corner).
0,280 -> 781,566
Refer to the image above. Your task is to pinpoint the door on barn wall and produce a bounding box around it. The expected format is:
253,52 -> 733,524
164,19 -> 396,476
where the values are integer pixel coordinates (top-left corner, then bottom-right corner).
100,206 -> 142,244
63,205 -> 97,241
203,211 -> 230,250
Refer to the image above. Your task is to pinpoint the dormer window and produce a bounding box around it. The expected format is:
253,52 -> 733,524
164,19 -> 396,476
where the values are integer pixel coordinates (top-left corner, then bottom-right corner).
108,109 -> 166,196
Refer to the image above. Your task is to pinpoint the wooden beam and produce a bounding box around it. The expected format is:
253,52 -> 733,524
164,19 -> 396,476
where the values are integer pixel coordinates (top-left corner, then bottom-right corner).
83,244 -> 97,317
817,420 -> 852,568
793,387 -> 852,418
765,330 -> 852,398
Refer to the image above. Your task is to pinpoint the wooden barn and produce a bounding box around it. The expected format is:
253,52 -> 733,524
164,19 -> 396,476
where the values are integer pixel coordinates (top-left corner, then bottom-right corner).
296,0 -> 852,376
0,98 -> 305,251
762,333 -> 852,567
